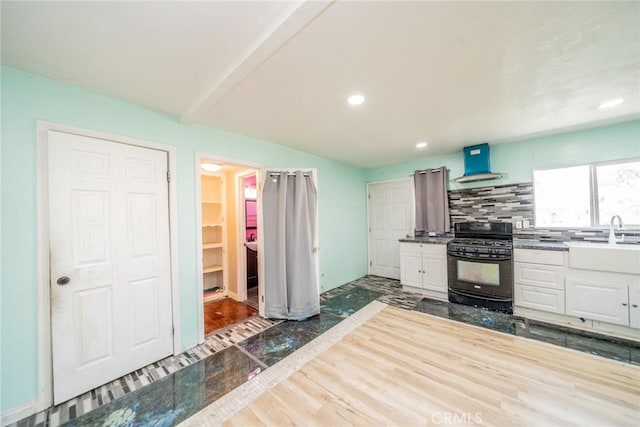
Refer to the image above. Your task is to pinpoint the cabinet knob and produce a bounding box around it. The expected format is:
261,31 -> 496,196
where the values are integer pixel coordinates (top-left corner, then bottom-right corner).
633,304 -> 638,308
622,303 -> 628,307
418,270 -> 422,273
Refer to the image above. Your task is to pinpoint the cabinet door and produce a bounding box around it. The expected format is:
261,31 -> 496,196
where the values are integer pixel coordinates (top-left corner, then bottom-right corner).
422,253 -> 447,292
400,252 -> 422,288
566,278 -> 629,326
630,284 -> 640,329
515,284 -> 565,314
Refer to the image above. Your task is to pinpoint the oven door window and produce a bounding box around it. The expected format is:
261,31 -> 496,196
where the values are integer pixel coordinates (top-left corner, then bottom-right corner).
457,260 -> 500,286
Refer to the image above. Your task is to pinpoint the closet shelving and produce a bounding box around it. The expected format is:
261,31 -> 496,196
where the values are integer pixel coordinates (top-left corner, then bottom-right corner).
201,173 -> 225,297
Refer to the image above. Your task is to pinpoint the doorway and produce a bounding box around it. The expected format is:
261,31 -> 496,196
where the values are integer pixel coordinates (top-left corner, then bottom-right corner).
240,172 -> 258,310
196,155 -> 261,340
367,178 -> 414,279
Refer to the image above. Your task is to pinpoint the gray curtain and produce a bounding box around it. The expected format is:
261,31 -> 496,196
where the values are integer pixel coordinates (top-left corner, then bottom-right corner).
415,167 -> 450,233
263,171 -> 319,320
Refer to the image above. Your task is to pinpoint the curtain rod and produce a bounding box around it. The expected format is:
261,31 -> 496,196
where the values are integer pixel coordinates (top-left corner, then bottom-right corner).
267,171 -> 311,177
411,167 -> 449,176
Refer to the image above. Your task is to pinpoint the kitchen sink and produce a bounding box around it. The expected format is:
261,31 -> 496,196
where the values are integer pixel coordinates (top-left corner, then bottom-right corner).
566,241 -> 640,275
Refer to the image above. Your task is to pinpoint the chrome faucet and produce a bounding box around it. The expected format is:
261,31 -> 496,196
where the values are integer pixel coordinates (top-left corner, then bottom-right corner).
608,215 -> 624,244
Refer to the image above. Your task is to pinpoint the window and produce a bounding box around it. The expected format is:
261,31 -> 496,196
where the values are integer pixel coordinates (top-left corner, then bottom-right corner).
534,159 -> 640,228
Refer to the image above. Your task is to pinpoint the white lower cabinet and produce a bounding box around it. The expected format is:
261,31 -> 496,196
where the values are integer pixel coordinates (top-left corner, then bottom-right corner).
399,243 -> 447,293
565,278 -> 629,326
514,249 -> 566,315
513,247 -> 640,334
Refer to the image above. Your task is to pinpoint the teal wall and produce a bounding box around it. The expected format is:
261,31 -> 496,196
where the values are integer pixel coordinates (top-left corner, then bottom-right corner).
365,120 -> 640,187
0,67 -> 368,412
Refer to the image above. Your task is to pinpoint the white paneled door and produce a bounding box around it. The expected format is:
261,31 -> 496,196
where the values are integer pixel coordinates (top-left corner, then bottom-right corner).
48,131 -> 173,404
368,179 -> 413,279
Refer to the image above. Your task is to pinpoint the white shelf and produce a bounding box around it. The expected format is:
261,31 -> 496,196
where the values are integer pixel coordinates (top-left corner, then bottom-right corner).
202,200 -> 222,204
203,243 -> 223,249
203,265 -> 223,274
202,223 -> 223,228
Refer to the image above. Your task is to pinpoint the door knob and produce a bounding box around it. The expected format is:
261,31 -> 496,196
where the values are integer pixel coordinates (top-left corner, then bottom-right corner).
56,276 -> 70,285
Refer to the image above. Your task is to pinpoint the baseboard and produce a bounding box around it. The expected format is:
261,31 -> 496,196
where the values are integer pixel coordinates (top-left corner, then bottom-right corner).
1,400 -> 35,426
227,291 -> 240,301
514,306 -> 640,342
401,285 -> 447,302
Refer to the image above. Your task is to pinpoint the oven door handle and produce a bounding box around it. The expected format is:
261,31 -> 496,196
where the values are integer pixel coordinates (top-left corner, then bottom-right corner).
447,252 -> 511,261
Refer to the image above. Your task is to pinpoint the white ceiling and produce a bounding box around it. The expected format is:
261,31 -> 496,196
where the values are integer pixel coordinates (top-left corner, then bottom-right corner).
2,1 -> 639,168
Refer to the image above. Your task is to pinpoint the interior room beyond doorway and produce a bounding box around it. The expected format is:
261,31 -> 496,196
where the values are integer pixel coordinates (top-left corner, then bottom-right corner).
198,157 -> 260,335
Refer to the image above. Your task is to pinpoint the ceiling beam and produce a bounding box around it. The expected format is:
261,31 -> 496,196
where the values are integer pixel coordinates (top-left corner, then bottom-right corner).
180,0 -> 335,124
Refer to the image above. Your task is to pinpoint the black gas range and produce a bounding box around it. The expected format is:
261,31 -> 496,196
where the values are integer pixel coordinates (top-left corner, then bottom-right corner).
447,222 -> 514,313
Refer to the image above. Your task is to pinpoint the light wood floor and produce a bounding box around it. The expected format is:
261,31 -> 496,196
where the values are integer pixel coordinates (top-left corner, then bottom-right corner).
225,306 -> 640,427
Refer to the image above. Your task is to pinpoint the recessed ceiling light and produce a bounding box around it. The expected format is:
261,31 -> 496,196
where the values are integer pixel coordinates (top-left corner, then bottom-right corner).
416,141 -> 428,149
347,94 -> 365,106
201,162 -> 222,172
598,98 -> 624,109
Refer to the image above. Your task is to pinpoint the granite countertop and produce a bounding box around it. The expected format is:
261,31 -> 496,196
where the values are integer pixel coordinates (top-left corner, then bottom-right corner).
400,237 -> 636,251
399,237 -> 452,245
513,240 -> 569,251
400,237 -> 569,250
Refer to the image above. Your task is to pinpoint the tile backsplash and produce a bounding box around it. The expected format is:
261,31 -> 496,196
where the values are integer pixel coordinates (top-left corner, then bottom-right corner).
446,181 -> 639,243
448,182 -> 533,225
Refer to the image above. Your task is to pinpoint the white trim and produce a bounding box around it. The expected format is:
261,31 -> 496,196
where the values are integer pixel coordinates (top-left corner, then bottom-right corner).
194,154 -> 205,344
366,182 -> 371,275
234,170 -> 257,303
36,121 -> 181,411
36,124 -> 52,412
1,400 -> 36,425
195,153 -> 263,344
514,306 -> 640,342
366,177 -> 414,277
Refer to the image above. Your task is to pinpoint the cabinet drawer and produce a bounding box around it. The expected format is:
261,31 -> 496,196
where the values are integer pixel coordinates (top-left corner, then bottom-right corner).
399,242 -> 446,256
514,249 -> 564,266
399,242 -> 422,254
421,244 -> 446,256
515,262 -> 564,290
515,284 -> 565,314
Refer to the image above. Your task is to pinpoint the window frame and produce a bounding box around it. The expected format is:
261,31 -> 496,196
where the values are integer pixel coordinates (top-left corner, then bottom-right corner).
533,157 -> 640,229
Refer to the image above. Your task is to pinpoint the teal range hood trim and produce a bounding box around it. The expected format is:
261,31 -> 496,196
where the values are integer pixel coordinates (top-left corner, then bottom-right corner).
454,142 -> 503,183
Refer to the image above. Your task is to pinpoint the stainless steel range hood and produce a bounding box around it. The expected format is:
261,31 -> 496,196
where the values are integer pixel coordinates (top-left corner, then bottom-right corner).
454,143 -> 502,183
